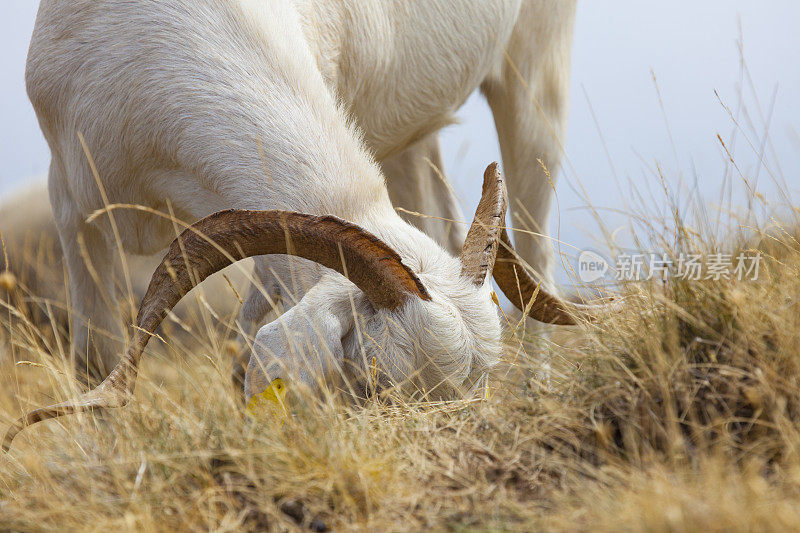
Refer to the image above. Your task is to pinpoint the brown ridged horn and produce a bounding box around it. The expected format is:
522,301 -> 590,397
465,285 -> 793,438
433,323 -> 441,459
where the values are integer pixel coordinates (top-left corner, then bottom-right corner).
457,164 -> 612,325
460,162 -> 508,286
2,209 -> 429,451
493,229 -> 615,325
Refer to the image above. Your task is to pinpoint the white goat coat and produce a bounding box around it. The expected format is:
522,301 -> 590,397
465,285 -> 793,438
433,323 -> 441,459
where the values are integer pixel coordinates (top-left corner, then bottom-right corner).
26,0 -> 576,394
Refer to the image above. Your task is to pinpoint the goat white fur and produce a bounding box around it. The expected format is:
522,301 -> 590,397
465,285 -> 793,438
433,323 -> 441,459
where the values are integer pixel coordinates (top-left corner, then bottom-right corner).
26,0 -> 576,398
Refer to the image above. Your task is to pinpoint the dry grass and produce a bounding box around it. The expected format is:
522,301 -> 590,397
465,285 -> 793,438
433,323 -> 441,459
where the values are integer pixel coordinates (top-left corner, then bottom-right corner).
1,195 -> 799,532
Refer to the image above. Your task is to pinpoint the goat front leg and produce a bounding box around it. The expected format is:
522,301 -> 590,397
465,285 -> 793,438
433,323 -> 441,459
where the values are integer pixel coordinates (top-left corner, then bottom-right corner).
52,188 -> 126,383
481,1 -> 577,382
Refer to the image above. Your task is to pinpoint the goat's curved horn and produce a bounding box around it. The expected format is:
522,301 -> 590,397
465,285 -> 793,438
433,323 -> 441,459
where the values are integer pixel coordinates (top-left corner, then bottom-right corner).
2,210 -> 429,451
493,229 -> 615,325
458,164 -> 614,325
460,162 -> 508,286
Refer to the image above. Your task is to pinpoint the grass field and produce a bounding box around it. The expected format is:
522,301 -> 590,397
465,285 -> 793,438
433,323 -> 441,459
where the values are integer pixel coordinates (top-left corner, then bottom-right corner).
0,189 -> 798,531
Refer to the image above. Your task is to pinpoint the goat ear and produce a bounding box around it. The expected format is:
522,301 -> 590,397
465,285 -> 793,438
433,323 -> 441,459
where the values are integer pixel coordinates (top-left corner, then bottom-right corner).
460,163 -> 508,286
246,281 -> 354,398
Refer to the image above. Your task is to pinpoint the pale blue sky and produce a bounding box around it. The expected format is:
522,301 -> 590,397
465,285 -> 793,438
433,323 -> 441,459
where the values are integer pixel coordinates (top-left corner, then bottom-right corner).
2,2 -> 798,282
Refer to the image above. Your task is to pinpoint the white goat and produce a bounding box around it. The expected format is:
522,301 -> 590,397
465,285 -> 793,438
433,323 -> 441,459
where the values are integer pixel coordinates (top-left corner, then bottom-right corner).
3,0 -> 595,449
